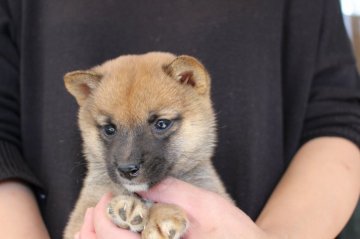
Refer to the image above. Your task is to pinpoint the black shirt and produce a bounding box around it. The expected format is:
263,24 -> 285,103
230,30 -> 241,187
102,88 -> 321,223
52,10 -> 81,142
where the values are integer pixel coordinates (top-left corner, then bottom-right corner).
0,0 -> 359,238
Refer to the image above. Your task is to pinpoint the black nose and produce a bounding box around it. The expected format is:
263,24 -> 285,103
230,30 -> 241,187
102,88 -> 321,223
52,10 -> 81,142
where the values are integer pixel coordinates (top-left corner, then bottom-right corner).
117,164 -> 141,180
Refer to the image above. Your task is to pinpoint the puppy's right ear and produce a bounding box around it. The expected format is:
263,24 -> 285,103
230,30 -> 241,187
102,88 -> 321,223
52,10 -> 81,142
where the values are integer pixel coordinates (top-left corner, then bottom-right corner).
64,70 -> 102,105
163,55 -> 211,95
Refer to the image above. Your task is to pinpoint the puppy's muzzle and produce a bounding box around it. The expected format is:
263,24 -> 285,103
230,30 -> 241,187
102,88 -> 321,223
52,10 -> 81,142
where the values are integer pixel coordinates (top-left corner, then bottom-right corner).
117,164 -> 141,180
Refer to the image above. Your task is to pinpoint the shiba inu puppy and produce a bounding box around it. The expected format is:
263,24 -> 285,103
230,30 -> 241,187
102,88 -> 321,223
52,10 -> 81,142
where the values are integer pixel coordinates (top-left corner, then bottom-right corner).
63,52 -> 230,239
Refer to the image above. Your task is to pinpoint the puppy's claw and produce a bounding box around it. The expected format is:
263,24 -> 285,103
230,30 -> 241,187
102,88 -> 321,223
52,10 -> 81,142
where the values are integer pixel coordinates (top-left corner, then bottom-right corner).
119,207 -> 127,221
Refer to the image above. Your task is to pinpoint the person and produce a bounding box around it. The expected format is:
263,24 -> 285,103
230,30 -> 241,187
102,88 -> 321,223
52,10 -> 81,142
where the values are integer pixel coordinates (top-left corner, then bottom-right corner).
0,0 -> 359,238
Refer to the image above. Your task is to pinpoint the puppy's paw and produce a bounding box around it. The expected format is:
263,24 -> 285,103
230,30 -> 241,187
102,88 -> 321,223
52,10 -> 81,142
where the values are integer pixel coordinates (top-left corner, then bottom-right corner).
142,204 -> 188,239
107,195 -> 149,232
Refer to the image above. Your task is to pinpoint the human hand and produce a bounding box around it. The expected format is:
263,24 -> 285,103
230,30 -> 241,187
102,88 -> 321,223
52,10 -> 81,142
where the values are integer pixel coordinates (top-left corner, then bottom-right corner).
138,178 -> 274,239
75,193 -> 140,239
76,179 -> 277,239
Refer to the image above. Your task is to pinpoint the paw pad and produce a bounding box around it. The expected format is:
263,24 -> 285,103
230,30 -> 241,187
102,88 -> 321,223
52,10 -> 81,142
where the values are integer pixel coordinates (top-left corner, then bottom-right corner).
107,195 -> 149,232
141,204 -> 188,239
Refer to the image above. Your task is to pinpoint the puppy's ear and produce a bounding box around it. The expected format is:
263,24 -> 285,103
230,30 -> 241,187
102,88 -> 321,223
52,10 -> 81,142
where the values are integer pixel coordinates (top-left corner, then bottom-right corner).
163,55 -> 211,95
64,70 -> 102,105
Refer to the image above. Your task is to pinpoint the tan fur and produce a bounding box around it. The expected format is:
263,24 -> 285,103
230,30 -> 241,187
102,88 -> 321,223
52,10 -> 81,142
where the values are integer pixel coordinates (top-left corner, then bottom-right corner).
63,52 -> 230,239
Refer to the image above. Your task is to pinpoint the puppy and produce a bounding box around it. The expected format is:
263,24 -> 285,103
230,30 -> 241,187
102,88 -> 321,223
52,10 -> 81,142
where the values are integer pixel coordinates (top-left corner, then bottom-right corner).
63,52 -> 230,239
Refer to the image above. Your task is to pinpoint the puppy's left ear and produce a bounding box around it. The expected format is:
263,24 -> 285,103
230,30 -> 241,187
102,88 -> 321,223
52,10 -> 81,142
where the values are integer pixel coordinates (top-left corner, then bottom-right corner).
163,55 -> 211,95
64,70 -> 102,106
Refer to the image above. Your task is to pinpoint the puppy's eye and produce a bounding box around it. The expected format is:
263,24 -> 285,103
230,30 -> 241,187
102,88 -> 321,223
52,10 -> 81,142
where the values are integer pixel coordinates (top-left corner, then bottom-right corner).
154,119 -> 172,131
102,124 -> 117,136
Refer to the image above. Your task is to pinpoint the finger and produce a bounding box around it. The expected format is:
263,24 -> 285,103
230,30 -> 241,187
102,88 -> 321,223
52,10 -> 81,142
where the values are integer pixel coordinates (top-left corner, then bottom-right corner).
78,208 -> 96,239
138,177 -> 210,213
93,193 -> 140,239
78,230 -> 96,239
93,193 -> 118,232
81,207 -> 95,233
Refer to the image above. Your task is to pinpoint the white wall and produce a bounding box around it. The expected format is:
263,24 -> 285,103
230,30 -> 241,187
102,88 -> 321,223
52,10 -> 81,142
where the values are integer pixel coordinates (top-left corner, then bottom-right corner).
341,0 -> 360,69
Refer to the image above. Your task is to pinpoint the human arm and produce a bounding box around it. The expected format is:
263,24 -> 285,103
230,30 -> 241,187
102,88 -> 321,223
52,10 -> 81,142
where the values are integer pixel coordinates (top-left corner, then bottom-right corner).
0,1 -> 48,237
0,180 -> 50,239
255,0 -> 359,236
256,136 -> 360,238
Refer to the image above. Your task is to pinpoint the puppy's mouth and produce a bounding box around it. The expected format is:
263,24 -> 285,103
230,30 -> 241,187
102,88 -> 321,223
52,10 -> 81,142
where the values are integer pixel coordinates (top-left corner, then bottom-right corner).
122,182 -> 149,192
116,171 -> 150,192
118,172 -> 165,193
119,175 -> 163,193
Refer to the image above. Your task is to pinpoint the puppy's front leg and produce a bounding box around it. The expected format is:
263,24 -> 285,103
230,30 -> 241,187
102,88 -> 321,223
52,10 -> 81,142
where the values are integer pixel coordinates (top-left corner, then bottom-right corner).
142,204 -> 189,239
